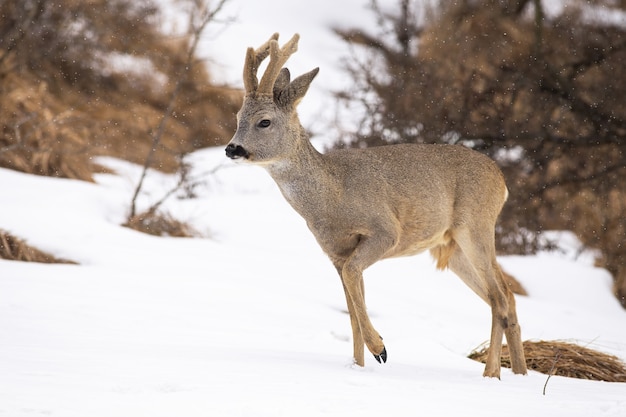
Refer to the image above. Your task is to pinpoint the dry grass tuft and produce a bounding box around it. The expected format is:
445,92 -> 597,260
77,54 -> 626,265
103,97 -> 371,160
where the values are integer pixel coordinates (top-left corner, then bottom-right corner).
124,210 -> 199,238
469,340 -> 626,382
0,230 -> 76,264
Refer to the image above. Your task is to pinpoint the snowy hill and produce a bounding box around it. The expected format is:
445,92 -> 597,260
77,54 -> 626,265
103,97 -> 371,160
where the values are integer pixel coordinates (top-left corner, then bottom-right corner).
1,147 -> 625,417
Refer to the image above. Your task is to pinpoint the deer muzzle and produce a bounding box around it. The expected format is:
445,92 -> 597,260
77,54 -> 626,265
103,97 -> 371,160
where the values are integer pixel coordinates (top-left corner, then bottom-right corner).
225,143 -> 250,160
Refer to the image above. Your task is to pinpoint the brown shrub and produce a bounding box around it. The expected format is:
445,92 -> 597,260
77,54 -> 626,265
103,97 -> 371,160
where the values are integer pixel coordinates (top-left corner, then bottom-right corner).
0,70 -> 97,180
469,340 -> 626,382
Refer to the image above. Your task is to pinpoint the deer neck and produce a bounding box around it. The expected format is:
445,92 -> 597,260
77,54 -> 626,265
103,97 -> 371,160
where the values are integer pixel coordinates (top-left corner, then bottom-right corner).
266,134 -> 338,217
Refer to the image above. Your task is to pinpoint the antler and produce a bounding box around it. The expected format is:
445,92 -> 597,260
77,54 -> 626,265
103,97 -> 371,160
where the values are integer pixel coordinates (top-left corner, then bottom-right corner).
243,33 -> 278,94
243,33 -> 300,97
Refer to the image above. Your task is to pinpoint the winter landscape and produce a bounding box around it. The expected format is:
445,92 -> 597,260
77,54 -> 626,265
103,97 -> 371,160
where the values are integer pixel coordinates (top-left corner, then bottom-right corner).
1,0 -> 626,416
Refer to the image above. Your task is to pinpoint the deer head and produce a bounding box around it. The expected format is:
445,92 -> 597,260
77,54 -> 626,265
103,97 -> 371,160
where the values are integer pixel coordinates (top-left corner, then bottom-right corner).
226,33 -> 319,166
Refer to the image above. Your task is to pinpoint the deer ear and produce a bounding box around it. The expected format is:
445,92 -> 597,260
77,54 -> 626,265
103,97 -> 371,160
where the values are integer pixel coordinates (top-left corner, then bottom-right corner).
273,68 -> 291,100
277,67 -> 319,108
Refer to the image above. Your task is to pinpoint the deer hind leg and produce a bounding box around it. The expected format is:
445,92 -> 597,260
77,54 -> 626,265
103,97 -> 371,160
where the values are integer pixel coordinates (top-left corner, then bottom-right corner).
445,244 -> 504,378
444,230 -> 527,378
500,280 -> 527,375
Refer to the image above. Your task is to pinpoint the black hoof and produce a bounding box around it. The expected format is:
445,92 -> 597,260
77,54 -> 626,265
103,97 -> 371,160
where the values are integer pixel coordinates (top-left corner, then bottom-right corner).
374,346 -> 387,364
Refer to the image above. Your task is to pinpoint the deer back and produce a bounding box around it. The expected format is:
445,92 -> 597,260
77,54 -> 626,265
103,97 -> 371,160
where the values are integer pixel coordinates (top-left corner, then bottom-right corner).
304,143 -> 508,259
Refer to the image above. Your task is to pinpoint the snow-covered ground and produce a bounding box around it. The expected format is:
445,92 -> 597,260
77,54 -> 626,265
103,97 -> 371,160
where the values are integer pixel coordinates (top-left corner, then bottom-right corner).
1,147 -> 625,417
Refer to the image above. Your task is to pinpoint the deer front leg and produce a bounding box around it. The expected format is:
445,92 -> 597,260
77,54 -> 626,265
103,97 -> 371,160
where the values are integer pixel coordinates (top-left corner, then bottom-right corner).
340,234 -> 394,365
340,278 -> 365,366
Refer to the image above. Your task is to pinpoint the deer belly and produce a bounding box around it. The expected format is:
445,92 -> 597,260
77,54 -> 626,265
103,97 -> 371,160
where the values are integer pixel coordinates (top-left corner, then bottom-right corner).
387,229 -> 452,258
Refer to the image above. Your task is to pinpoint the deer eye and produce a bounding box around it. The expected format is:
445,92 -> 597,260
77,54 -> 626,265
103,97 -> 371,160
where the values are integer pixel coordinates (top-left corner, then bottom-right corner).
258,119 -> 271,128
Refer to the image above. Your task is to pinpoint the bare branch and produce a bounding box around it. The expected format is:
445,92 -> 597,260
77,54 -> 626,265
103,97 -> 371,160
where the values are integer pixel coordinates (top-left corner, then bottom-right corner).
129,0 -> 230,218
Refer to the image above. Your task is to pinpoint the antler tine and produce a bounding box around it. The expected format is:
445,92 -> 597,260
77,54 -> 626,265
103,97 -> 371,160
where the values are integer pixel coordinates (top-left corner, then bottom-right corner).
243,33 -> 280,95
257,33 -> 300,96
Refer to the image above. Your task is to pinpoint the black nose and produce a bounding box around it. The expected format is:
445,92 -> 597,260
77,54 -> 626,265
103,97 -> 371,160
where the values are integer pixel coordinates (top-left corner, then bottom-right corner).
225,143 -> 249,159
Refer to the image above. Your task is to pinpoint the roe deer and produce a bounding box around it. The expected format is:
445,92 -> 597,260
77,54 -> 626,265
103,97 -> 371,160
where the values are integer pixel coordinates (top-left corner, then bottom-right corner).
225,33 -> 527,378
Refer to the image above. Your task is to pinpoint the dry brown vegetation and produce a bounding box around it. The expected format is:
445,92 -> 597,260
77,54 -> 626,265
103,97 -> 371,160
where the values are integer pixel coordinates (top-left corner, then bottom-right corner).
0,230 -> 75,264
469,340 -> 626,382
0,0 -> 241,182
333,0 -> 626,308
124,210 -> 200,238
